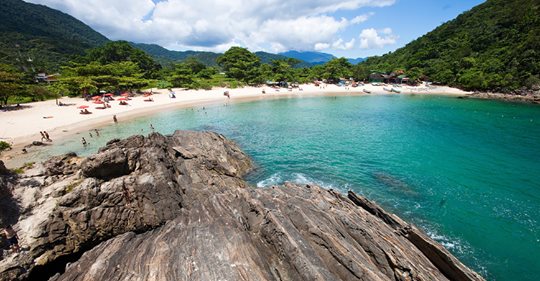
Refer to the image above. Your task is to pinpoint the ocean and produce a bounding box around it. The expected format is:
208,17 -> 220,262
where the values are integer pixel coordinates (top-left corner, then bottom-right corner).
36,94 -> 540,280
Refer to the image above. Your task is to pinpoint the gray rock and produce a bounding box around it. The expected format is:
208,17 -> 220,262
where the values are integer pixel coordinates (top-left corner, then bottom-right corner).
0,161 -> 8,175
31,141 -> 45,146
43,153 -> 79,176
0,131 -> 484,281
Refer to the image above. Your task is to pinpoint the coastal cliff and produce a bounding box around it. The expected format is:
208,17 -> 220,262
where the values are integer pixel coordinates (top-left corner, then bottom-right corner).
0,131 -> 484,281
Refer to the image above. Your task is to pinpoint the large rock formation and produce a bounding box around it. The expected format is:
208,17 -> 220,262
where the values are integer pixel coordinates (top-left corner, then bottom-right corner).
0,131 -> 484,281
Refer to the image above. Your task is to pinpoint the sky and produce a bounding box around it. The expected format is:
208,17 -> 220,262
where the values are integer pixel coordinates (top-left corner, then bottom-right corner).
27,0 -> 485,58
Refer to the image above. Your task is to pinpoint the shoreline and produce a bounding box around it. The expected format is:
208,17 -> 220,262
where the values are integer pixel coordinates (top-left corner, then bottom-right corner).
1,83 -> 469,166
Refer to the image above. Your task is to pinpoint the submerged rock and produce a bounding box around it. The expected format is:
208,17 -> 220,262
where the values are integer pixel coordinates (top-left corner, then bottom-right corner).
0,131 -> 484,281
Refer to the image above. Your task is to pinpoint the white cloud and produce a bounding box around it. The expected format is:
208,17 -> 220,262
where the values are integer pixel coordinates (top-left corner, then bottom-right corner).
359,28 -> 397,49
332,38 -> 356,50
314,43 -> 330,51
351,12 -> 374,24
27,0 -> 397,52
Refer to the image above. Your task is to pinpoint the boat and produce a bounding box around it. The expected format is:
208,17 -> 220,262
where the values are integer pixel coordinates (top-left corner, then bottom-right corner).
391,88 -> 402,93
363,89 -> 371,94
383,87 -> 392,92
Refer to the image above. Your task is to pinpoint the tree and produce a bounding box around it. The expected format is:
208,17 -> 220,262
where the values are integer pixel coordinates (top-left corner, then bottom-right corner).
217,47 -> 261,84
0,64 -> 24,106
58,61 -> 150,96
406,67 -> 424,82
271,59 -> 295,82
84,41 -> 161,78
352,64 -> 370,81
322,58 -> 352,81
165,58 -> 213,88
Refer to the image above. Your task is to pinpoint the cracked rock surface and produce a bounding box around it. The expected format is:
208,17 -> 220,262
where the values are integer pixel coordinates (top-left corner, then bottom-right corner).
0,131 -> 483,281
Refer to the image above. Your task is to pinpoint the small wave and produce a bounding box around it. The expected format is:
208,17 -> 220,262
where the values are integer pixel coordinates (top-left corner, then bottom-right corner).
256,172 -> 350,193
424,228 -> 466,254
256,173 -> 283,187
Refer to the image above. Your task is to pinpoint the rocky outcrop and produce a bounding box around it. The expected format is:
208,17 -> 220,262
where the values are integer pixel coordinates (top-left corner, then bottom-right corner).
469,91 -> 540,104
0,131 -> 484,281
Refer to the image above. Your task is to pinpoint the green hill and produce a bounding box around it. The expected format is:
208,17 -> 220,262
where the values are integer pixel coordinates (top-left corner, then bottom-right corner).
279,51 -> 336,65
0,0 -> 109,72
361,0 -> 540,91
254,51 -> 289,65
129,42 -> 221,66
130,43 -> 315,68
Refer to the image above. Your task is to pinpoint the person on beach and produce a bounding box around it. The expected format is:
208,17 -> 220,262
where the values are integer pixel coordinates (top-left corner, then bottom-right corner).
89,132 -> 93,138
39,131 -> 46,142
82,137 -> 88,147
150,124 -> 155,131
44,131 -> 51,142
95,129 -> 100,137
113,115 -> 118,123
3,225 -> 20,253
168,89 -> 176,98
224,91 -> 230,99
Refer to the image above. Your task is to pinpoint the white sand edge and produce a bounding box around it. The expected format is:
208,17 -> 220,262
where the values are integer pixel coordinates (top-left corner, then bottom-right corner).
0,83 -> 469,163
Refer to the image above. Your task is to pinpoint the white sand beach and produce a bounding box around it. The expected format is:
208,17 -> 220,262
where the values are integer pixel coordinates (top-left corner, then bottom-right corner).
0,83 -> 469,155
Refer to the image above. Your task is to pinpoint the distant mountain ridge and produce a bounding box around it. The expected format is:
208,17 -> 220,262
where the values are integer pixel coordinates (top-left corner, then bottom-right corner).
129,42 -> 221,66
279,51 -> 335,65
0,0 -> 109,71
278,50 -> 365,65
130,43 -> 322,67
1,0 -> 366,72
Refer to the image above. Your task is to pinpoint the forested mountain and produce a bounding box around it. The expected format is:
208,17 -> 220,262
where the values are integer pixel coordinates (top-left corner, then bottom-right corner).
361,0 -> 540,91
254,51 -> 290,65
130,43 -> 317,68
279,51 -> 336,65
347,57 -> 366,65
129,43 -> 221,67
0,0 -> 109,71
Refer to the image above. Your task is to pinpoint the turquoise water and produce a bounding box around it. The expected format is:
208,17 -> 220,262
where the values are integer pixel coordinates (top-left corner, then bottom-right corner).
39,95 -> 539,280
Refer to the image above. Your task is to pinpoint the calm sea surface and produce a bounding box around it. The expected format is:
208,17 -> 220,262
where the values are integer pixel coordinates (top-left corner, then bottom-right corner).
36,94 -> 540,280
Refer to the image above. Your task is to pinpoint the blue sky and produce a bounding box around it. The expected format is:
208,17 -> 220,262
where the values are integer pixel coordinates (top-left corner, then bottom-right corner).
28,0 -> 485,57
331,0 -> 485,57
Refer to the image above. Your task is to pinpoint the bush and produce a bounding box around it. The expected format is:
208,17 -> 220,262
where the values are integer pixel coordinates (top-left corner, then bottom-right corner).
0,141 -> 11,152
156,80 -> 173,89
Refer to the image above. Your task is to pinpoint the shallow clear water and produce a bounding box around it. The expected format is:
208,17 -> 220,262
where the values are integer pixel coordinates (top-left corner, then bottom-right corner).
37,94 -> 540,280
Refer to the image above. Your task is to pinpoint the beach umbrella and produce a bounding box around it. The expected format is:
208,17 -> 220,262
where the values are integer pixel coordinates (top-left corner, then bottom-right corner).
121,93 -> 130,97
92,95 -> 102,100
104,93 -> 113,97
118,97 -> 127,101
94,100 -> 104,104
77,105 -> 89,109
